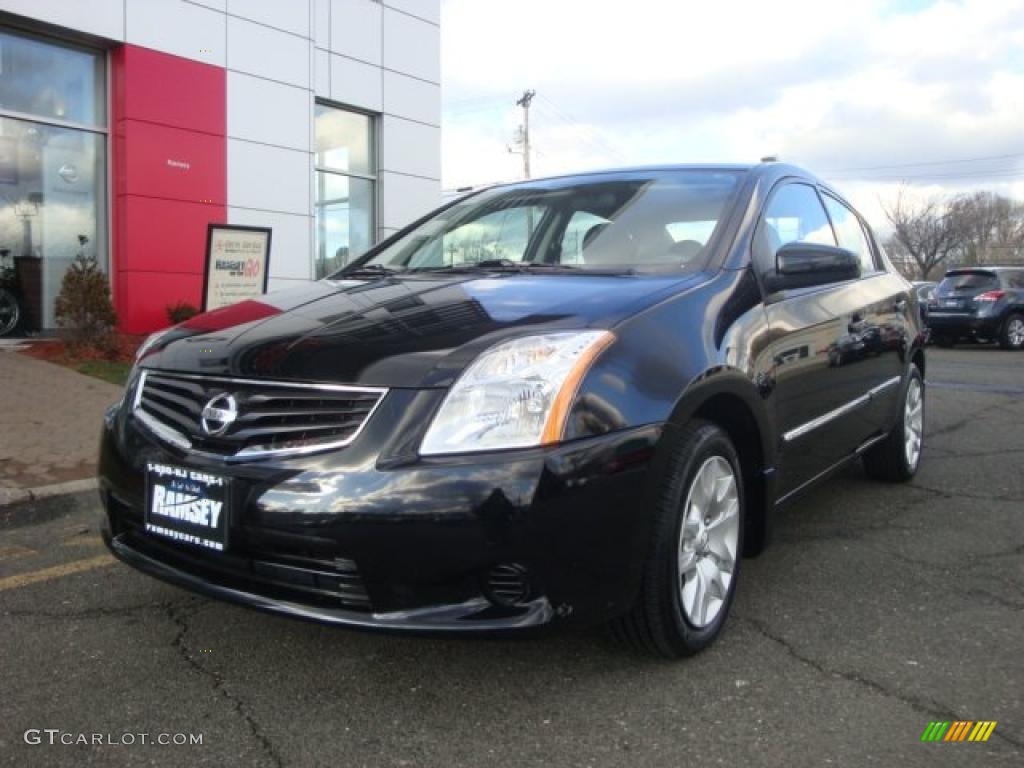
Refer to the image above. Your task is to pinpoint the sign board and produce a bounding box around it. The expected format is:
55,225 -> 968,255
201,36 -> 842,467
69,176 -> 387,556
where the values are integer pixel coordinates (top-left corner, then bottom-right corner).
202,224 -> 272,311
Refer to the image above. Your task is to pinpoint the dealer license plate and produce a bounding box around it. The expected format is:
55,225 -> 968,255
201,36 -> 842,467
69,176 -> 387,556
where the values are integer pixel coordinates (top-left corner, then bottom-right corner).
145,463 -> 229,552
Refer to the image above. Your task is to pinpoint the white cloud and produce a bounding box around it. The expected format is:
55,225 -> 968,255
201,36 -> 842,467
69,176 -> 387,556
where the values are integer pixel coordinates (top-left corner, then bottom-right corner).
441,0 -> 1024,231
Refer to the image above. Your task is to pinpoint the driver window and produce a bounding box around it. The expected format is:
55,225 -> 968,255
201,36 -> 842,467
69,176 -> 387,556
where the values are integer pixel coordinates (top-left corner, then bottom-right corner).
754,183 -> 836,275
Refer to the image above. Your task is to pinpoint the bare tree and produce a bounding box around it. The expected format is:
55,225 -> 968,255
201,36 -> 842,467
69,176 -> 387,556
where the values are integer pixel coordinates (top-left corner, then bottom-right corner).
948,191 -> 1024,266
882,187 -> 962,280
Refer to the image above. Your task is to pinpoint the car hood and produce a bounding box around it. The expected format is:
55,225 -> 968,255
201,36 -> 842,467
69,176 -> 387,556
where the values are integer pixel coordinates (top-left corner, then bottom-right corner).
141,271 -> 702,388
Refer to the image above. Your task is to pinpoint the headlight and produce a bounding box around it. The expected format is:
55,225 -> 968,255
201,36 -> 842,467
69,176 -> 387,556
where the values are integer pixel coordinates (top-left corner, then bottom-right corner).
420,331 -> 615,455
135,328 -> 172,363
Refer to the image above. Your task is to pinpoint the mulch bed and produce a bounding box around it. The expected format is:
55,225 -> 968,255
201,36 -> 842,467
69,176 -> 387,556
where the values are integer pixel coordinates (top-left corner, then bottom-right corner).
19,334 -> 144,367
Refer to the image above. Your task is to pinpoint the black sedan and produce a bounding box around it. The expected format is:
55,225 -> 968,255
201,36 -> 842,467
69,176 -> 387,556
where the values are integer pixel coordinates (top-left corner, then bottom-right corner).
99,163 -> 926,657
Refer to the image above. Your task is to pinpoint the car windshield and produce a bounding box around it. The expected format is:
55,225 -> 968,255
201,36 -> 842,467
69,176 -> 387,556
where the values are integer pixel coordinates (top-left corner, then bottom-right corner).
937,271 -> 998,295
334,171 -> 742,276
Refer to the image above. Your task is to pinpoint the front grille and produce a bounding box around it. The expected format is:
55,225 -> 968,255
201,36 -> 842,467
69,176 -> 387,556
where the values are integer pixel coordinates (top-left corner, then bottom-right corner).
133,371 -> 386,459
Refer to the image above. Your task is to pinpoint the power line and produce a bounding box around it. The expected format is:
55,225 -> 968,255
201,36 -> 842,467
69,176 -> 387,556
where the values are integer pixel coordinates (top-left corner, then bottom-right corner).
821,151 -> 1024,174
535,95 -> 628,162
826,168 -> 1024,182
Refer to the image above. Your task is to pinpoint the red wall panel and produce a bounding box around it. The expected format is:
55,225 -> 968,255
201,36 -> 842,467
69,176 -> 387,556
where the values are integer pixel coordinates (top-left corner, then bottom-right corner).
118,119 -> 226,205
116,272 -> 205,334
113,45 -> 225,135
111,45 -> 226,334
116,196 -> 221,274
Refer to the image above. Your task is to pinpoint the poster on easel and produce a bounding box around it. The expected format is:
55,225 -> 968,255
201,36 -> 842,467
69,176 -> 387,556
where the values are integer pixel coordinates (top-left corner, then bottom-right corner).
202,224 -> 272,311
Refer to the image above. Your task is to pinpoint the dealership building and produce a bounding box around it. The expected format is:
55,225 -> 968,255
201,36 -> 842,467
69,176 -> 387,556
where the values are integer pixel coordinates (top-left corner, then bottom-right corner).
0,0 -> 441,332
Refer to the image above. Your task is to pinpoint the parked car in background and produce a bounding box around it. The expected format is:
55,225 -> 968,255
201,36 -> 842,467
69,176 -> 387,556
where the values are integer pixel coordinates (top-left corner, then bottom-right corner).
927,268 -> 1024,349
912,281 -> 937,343
99,163 -> 926,658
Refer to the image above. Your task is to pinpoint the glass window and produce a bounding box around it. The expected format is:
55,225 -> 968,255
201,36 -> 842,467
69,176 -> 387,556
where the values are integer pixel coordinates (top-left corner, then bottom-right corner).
559,211 -> 607,264
936,271 -> 999,295
1004,271 -> 1024,289
0,29 -> 105,127
755,183 -> 835,272
405,205 -> 545,268
314,104 -> 373,176
0,29 -> 107,331
314,103 -> 376,279
822,194 -> 875,274
354,171 -> 742,274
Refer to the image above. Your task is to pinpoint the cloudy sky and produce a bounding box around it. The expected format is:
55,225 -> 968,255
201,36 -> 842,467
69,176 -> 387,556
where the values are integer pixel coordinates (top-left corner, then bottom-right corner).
439,0 -> 1024,228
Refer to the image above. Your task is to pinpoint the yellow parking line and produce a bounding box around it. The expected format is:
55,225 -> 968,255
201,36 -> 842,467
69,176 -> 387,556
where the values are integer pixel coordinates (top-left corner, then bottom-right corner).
61,535 -> 104,547
0,545 -> 38,562
0,554 -> 116,592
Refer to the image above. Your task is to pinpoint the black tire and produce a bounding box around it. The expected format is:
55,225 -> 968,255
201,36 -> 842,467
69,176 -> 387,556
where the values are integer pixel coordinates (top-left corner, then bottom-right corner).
998,313 -> 1024,350
863,366 -> 924,482
610,420 -> 743,658
933,334 -> 955,348
0,288 -> 20,337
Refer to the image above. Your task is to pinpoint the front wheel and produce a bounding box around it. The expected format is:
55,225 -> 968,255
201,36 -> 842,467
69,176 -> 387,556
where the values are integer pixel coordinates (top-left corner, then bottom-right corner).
999,313 -> 1024,350
863,367 -> 924,482
610,420 -> 743,658
0,288 -> 20,337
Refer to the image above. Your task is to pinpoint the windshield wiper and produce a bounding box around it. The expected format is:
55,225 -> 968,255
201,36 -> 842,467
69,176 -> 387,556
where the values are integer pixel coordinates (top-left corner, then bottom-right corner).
413,259 -> 579,274
341,264 -> 401,278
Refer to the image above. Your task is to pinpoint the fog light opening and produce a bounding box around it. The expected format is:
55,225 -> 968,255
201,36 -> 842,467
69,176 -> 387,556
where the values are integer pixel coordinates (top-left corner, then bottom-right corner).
484,562 -> 532,607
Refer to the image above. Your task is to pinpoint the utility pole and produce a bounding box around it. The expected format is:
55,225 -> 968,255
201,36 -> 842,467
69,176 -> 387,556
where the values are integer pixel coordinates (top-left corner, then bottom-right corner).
513,89 -> 535,179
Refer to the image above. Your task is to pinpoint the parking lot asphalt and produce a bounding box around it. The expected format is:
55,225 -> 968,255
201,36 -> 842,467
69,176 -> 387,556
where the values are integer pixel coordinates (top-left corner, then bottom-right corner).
0,346 -> 1021,768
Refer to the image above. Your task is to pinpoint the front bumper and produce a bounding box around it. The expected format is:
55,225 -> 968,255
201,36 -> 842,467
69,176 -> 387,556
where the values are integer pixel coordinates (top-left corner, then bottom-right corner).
99,402 -> 662,634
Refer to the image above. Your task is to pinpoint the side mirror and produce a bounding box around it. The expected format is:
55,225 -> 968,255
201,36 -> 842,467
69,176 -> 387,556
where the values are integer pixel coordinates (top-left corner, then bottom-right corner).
765,242 -> 860,293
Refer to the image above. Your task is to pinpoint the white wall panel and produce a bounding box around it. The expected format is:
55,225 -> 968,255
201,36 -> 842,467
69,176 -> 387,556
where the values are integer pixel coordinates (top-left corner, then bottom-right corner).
227,16 -> 310,88
228,139 -> 311,216
0,0 -> 124,40
268,277 -> 313,293
383,70 -> 440,125
379,171 -> 440,230
228,72 -> 310,151
330,54 -> 382,112
381,116 -> 440,179
382,6 -> 439,82
329,0 -> 381,64
228,207 -> 313,280
385,0 -> 440,25
314,48 -> 330,97
314,0 -> 330,48
227,0 -> 309,37
188,0 -> 226,10
126,0 -> 225,66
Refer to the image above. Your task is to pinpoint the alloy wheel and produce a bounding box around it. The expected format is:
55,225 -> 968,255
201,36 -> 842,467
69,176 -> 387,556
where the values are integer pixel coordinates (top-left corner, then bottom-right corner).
904,378 -> 924,469
677,456 -> 739,628
1008,318 -> 1024,348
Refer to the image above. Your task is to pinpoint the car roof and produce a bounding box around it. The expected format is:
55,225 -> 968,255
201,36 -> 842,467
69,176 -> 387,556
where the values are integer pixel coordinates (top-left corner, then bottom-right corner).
474,162 -> 823,191
945,266 -> 1021,274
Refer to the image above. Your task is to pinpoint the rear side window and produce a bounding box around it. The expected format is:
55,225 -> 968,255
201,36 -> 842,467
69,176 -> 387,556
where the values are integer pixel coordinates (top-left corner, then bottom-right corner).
822,194 -> 876,274
754,183 -> 835,271
937,272 -> 999,295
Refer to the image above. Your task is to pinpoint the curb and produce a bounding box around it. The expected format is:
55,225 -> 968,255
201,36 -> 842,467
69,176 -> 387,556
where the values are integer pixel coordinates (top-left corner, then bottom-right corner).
0,480 -> 100,530
0,478 -> 98,507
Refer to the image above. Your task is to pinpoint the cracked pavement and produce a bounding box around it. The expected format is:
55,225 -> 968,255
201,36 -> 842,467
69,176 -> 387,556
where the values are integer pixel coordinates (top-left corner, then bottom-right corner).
0,347 -> 1021,767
